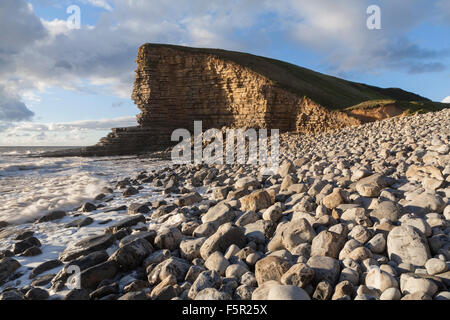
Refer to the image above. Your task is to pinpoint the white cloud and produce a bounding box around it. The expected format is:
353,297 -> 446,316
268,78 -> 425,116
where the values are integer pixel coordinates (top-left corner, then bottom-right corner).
0,0 -> 448,138
10,116 -> 137,132
0,116 -> 137,146
442,96 -> 450,103
41,18 -> 71,37
81,0 -> 113,11
0,85 -> 35,121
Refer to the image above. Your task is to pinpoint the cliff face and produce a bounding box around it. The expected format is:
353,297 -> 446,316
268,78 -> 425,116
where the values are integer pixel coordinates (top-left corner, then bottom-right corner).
42,44 -> 433,157
130,45 -> 359,141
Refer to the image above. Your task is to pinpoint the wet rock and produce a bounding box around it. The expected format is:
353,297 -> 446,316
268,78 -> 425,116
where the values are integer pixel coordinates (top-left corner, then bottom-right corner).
29,259 -> 63,279
0,289 -> 25,300
14,230 -> 34,241
109,238 -> 153,270
20,246 -> 42,257
36,211 -> 66,223
64,216 -> 94,228
25,287 -> 49,300
0,257 -> 21,284
90,283 -> 119,300
174,192 -> 203,207
128,203 -> 151,214
12,236 -> 41,254
51,250 -> 109,291
31,273 -> 55,287
81,202 -> 97,212
77,260 -> 119,289
59,234 -> 116,262
64,289 -> 91,300
122,186 -> 139,197
104,215 -> 146,233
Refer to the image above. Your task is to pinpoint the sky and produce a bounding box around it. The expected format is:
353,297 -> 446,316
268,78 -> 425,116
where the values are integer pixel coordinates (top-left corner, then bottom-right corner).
0,0 -> 449,146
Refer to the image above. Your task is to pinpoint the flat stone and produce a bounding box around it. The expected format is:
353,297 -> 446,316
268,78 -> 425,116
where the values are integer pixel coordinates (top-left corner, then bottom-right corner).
78,260 -> 119,289
59,234 -> 116,262
64,216 -> 94,228
36,211 -> 66,223
29,259 -> 63,279
104,215 -> 146,233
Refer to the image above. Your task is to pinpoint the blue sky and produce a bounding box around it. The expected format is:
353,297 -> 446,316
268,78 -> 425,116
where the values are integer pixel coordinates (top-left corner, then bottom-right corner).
0,0 -> 449,146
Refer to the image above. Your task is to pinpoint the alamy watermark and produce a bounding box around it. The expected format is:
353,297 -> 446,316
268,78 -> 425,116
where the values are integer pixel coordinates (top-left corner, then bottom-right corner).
65,265 -> 81,290
171,121 -> 280,174
367,5 -> 381,30
67,5 -> 81,30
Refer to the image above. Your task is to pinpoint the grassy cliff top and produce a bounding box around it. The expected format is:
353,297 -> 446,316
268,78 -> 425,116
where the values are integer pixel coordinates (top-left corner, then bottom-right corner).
141,43 -> 443,111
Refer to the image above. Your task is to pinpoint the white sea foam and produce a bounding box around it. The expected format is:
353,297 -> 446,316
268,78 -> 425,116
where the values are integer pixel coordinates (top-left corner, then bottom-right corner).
0,151 -> 168,224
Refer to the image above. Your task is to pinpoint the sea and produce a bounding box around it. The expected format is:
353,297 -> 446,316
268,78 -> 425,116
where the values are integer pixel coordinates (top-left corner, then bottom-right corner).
0,146 -> 168,225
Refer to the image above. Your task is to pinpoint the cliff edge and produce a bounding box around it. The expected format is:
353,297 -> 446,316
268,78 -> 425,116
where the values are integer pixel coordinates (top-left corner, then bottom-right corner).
42,43 -> 446,157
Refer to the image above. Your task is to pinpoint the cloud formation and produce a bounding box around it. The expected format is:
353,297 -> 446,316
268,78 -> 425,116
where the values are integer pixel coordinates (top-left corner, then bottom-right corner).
442,96 -> 450,103
0,85 -> 35,121
0,116 -> 137,146
0,0 -> 449,145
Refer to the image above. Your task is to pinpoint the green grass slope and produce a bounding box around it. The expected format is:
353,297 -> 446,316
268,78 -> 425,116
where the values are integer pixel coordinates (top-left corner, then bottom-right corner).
143,43 -> 444,111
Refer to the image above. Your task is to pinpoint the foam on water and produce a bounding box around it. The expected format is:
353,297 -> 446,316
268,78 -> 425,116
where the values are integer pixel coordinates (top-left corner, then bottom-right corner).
0,147 -> 168,224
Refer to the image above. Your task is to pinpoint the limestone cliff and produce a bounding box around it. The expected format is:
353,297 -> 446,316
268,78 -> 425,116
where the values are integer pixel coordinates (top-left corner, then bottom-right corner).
43,44 -> 432,157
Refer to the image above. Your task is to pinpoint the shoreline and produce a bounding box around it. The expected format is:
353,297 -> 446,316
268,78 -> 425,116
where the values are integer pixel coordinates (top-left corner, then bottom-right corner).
0,109 -> 449,300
